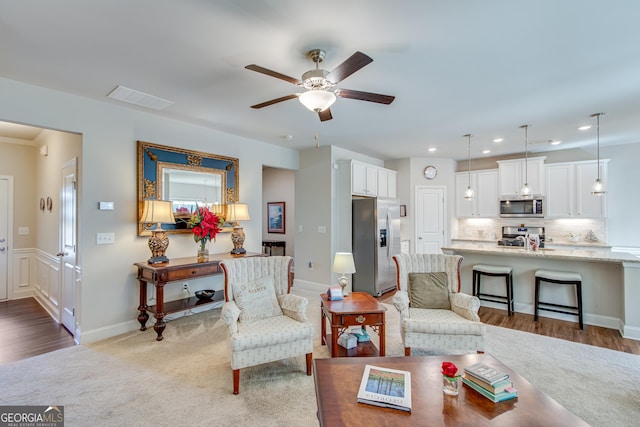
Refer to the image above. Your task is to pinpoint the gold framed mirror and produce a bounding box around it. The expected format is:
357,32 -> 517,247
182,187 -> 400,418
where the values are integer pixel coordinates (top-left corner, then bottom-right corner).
137,140 -> 239,236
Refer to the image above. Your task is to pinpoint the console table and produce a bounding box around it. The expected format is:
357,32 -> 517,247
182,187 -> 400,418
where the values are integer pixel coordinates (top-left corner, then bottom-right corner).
134,252 -> 263,341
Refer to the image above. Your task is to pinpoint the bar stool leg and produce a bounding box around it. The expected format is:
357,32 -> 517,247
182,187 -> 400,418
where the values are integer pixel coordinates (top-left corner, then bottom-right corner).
576,281 -> 584,330
534,277 -> 540,321
506,273 -> 513,316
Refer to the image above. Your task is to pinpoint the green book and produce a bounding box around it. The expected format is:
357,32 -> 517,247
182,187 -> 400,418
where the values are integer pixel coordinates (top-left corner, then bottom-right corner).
462,377 -> 518,402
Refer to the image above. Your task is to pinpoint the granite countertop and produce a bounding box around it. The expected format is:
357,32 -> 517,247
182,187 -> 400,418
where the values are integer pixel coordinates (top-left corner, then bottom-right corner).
451,238 -> 611,249
443,243 -> 640,264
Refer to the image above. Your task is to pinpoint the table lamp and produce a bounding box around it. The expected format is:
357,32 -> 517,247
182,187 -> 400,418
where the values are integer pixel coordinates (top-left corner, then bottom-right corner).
226,203 -> 250,255
333,252 -> 356,296
139,199 -> 176,264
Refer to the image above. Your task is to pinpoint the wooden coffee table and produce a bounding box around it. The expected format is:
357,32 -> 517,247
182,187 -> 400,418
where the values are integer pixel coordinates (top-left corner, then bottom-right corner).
313,354 -> 589,426
320,292 -> 387,357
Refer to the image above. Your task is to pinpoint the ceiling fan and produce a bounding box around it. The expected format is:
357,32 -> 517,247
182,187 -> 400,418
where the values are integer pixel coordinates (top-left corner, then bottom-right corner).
245,49 -> 395,121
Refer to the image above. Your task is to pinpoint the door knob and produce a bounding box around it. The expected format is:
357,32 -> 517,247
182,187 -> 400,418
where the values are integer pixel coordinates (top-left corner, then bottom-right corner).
56,252 -> 66,256
0,238 -> 5,242
0,247 -> 5,252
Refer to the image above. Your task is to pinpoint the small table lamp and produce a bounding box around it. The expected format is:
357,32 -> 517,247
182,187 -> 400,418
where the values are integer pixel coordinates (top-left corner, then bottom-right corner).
226,203 -> 250,255
139,200 -> 176,264
333,252 -> 356,296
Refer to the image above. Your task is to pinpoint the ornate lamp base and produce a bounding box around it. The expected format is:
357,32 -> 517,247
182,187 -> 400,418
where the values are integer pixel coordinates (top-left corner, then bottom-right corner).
148,230 -> 170,264
338,275 -> 349,296
230,226 -> 246,255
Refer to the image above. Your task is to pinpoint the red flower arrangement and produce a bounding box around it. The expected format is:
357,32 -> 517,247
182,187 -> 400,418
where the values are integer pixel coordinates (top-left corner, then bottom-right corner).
441,361 -> 459,379
187,206 -> 222,251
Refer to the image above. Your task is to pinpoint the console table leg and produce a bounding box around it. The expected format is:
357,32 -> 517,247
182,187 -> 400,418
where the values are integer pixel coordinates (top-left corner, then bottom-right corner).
153,316 -> 166,341
137,279 -> 149,331
137,309 -> 149,331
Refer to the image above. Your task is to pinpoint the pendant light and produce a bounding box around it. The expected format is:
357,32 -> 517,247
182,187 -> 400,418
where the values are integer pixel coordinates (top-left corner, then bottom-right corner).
590,112 -> 606,196
463,134 -> 475,200
519,124 -> 532,198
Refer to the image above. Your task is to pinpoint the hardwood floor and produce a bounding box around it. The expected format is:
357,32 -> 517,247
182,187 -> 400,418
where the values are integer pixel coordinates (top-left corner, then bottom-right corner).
379,291 -> 640,356
0,298 -> 75,364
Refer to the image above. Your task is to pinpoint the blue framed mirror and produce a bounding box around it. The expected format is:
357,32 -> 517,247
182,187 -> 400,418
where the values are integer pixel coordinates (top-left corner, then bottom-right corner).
137,140 -> 239,236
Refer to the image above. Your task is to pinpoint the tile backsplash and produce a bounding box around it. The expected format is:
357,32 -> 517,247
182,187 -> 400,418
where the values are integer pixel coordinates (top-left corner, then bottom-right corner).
455,218 -> 606,245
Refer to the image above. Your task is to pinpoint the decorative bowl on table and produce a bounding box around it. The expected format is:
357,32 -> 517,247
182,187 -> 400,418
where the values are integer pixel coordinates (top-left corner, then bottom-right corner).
195,289 -> 215,300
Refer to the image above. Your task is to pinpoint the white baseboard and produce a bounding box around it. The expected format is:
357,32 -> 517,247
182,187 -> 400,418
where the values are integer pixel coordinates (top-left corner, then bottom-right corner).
78,302 -> 223,344
480,301 -> 622,332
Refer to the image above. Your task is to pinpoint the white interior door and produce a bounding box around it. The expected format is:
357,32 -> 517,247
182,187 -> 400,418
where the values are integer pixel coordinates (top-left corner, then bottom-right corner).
0,177 -> 9,300
415,186 -> 445,254
60,160 -> 77,334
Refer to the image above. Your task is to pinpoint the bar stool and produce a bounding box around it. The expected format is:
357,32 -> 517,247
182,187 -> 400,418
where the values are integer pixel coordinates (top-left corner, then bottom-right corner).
472,264 -> 514,316
534,270 -> 583,330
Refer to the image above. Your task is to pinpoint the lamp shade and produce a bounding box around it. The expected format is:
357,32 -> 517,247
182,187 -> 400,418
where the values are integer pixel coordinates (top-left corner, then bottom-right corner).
299,90 -> 336,112
333,252 -> 356,274
226,203 -> 250,222
139,200 -> 176,226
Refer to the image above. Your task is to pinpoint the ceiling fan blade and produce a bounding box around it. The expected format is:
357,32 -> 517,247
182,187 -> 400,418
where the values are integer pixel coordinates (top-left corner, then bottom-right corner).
336,89 -> 395,105
250,94 -> 298,109
318,108 -> 333,122
245,64 -> 301,85
326,52 -> 373,84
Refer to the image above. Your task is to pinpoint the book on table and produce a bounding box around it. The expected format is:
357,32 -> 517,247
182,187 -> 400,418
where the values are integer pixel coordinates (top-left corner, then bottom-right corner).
462,377 -> 518,402
464,362 -> 509,385
357,365 -> 412,413
463,374 -> 513,394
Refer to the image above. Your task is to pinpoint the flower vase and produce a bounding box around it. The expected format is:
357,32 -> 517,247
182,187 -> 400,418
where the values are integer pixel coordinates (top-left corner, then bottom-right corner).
197,242 -> 209,263
442,375 -> 460,396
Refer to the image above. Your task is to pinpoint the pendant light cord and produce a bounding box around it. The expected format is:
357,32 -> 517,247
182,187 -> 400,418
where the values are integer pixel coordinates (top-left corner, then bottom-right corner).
465,134 -> 472,186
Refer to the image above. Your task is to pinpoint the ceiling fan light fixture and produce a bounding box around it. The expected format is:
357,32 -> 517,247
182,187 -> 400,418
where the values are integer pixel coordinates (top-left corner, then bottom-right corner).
299,90 -> 336,112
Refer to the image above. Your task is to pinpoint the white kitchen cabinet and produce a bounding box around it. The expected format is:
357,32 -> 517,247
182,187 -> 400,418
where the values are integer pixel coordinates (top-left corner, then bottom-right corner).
351,161 -> 378,196
546,160 -> 608,218
377,168 -> 397,198
455,169 -> 499,217
342,160 -> 396,198
498,157 -> 546,196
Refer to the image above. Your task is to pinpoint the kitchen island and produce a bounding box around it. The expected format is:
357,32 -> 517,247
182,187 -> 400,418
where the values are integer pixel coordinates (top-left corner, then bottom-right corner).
442,243 -> 640,340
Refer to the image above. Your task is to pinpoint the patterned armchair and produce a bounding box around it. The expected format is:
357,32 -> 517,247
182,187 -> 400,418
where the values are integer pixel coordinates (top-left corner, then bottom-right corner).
220,256 -> 313,394
392,254 -> 486,356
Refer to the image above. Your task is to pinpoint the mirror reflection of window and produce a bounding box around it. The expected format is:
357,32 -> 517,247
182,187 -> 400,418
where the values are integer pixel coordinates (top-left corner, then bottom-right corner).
160,167 -> 224,218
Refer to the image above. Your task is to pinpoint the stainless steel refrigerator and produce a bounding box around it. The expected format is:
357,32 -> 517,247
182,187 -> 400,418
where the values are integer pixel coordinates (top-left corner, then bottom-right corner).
352,197 -> 401,296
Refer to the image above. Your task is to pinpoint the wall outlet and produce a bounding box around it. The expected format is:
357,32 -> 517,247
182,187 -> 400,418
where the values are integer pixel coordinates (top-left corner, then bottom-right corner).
183,282 -> 189,290
308,260 -> 313,270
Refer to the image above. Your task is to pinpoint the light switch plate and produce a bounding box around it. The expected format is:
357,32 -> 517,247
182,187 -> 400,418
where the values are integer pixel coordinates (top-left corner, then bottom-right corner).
18,226 -> 29,235
96,232 -> 115,244
99,201 -> 115,210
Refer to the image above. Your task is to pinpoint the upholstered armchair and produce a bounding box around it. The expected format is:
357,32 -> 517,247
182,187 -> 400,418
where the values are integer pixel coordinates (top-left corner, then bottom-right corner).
391,254 -> 486,356
220,256 -> 313,394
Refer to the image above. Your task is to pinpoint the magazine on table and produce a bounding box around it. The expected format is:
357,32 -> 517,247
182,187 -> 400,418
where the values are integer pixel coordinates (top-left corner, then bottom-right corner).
357,365 -> 412,413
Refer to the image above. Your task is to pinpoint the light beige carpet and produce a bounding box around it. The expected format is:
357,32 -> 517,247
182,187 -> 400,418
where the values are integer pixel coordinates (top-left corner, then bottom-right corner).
0,290 -> 638,426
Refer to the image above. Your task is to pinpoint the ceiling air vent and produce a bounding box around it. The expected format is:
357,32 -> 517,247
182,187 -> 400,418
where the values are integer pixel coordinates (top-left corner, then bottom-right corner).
107,85 -> 174,110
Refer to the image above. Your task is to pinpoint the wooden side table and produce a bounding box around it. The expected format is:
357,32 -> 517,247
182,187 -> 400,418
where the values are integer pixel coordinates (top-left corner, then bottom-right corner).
320,292 -> 387,357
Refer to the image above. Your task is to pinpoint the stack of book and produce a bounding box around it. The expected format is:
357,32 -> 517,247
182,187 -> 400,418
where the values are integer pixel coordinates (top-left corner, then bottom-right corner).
462,363 -> 518,402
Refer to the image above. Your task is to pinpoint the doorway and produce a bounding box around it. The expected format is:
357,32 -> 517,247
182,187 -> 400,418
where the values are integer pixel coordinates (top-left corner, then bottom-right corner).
415,186 -> 446,254
0,176 -> 11,300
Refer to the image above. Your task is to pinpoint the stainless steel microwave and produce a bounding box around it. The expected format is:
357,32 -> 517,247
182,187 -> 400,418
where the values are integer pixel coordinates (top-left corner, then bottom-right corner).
499,196 -> 544,218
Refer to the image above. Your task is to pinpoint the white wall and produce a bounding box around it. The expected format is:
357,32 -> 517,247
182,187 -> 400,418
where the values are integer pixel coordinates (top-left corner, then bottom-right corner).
0,76 -> 298,343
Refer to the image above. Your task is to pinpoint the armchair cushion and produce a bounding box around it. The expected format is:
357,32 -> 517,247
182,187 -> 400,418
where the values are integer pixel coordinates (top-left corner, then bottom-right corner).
232,275 -> 283,323
408,272 -> 450,309
277,294 -> 309,323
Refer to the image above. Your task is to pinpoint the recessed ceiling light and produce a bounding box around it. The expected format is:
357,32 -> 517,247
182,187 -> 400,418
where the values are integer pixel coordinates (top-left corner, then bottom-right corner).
482,149 -> 491,154
493,138 -> 503,143
428,147 -> 437,152
550,140 -> 561,146
578,125 -> 592,131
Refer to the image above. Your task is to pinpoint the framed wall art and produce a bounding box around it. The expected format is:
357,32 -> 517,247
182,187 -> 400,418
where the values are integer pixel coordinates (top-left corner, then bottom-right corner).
267,202 -> 285,234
